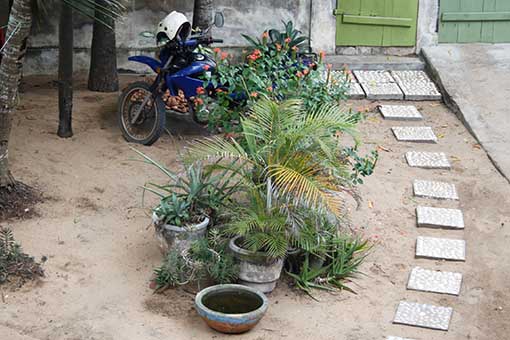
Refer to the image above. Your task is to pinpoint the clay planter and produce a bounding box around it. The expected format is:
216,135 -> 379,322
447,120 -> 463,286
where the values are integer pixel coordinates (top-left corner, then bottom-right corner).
195,284 -> 268,334
229,236 -> 284,293
153,212 -> 209,253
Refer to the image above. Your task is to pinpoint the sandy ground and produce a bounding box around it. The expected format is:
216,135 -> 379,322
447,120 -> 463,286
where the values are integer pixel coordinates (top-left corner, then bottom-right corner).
0,75 -> 509,340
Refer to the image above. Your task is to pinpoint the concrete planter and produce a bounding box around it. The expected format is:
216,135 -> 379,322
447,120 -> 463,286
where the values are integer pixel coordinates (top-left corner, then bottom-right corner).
229,236 -> 284,293
195,284 -> 268,334
153,212 -> 209,254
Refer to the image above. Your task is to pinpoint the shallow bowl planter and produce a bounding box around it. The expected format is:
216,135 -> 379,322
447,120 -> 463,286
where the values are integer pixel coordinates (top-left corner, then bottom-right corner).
195,284 -> 268,334
229,236 -> 284,293
153,212 -> 209,253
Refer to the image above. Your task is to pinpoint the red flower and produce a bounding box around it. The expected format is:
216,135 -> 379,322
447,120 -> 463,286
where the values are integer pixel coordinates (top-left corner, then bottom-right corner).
250,92 -> 258,98
216,88 -> 224,93
221,52 -> 229,60
275,43 -> 282,51
213,47 -> 221,54
262,31 -> 269,39
195,98 -> 204,105
296,71 -> 303,78
319,50 -> 326,59
253,49 -> 261,56
196,87 -> 206,95
203,64 -> 210,71
291,46 -> 298,51
266,86 -> 273,92
284,37 -> 291,43
303,68 -> 309,75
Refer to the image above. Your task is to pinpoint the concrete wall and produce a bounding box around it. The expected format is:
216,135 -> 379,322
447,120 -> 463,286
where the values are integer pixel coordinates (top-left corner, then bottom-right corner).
0,0 -> 439,74
4,0 -> 311,74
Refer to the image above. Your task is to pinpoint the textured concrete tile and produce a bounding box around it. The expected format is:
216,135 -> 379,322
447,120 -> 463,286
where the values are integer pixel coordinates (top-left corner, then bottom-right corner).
348,82 -> 365,99
361,82 -> 404,100
386,337 -> 416,340
322,70 -> 354,83
353,70 -> 395,83
391,70 -> 433,83
399,82 -> 442,101
405,151 -> 451,169
393,301 -> 453,331
416,236 -> 466,261
392,126 -> 437,143
407,266 -> 463,295
416,206 -> 464,229
379,105 -> 423,121
413,179 -> 459,200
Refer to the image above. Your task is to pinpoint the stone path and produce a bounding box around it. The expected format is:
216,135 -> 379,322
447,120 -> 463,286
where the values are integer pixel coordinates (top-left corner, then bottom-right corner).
379,99 -> 467,338
341,70 -> 442,101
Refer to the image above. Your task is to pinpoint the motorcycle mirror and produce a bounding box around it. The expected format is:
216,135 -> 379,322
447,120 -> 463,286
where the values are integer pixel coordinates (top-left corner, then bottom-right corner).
213,11 -> 224,28
140,31 -> 155,38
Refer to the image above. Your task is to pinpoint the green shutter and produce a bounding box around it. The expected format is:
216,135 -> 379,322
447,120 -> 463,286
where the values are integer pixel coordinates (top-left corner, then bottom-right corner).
334,0 -> 418,47
439,0 -> 510,43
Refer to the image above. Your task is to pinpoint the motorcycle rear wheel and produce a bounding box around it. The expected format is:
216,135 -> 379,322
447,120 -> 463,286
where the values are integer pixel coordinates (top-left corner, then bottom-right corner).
118,81 -> 166,145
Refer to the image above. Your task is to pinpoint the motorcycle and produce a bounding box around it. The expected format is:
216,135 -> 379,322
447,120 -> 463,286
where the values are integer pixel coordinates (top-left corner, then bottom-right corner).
117,13 -> 225,145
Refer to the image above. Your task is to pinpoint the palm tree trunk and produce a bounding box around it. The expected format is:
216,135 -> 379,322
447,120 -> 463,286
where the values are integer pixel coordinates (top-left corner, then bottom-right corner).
87,0 -> 118,92
57,2 -> 74,138
192,0 -> 213,32
0,0 -> 32,187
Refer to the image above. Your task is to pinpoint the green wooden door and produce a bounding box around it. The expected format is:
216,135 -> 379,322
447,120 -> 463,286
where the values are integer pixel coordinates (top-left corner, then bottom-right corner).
334,0 -> 418,46
439,0 -> 510,43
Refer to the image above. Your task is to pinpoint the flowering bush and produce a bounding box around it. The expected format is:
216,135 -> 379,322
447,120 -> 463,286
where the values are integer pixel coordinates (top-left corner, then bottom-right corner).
195,27 -> 352,133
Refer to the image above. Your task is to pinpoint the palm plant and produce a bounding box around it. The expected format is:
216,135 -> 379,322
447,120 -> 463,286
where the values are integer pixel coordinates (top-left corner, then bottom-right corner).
187,98 -> 359,221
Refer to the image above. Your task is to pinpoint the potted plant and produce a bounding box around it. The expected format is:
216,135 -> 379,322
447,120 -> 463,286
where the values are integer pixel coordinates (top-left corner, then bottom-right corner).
226,189 -> 289,293
133,149 -> 239,253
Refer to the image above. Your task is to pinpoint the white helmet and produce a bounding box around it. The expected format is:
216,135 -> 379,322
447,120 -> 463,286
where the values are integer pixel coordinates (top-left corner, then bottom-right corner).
156,11 -> 191,45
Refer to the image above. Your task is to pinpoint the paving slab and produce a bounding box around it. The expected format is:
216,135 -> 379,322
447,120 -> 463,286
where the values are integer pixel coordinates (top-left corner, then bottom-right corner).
413,179 -> 459,200
361,82 -> 403,100
347,82 -> 365,99
416,206 -> 464,229
398,82 -> 442,101
379,105 -> 423,121
405,151 -> 451,169
391,70 -> 433,83
422,44 -> 510,183
416,236 -> 466,261
353,70 -> 395,83
407,266 -> 463,295
393,301 -> 453,331
392,127 -> 437,143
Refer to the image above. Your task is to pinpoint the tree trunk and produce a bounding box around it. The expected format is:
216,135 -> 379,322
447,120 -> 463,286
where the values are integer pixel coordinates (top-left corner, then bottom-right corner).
192,0 -> 213,32
0,0 -> 32,187
87,0 -> 118,92
57,2 -> 73,138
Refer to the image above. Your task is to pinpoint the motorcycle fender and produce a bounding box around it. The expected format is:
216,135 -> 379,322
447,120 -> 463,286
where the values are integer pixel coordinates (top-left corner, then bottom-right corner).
128,56 -> 162,73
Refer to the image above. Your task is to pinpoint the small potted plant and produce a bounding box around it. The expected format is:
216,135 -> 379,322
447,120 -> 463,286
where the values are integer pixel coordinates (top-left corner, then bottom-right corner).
226,189 -> 289,293
133,149 -> 239,253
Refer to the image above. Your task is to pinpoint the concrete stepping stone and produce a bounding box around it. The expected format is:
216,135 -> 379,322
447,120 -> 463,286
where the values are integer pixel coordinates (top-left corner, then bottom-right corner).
416,206 -> 464,229
405,151 -> 451,169
391,71 -> 442,100
398,82 -> 442,101
393,301 -> 453,331
353,70 -> 395,83
379,105 -> 423,121
391,70 -> 432,83
348,82 -> 365,99
361,82 -> 403,100
407,266 -> 462,295
386,337 -> 416,340
413,179 -> 459,200
416,236 -> 466,261
392,126 -> 437,143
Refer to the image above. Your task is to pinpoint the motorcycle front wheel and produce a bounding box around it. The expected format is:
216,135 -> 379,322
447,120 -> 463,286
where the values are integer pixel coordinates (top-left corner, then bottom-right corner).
118,81 -> 166,145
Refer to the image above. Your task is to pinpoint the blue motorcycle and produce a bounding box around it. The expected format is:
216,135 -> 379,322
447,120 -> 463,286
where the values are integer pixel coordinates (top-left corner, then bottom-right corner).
118,21 -> 223,145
